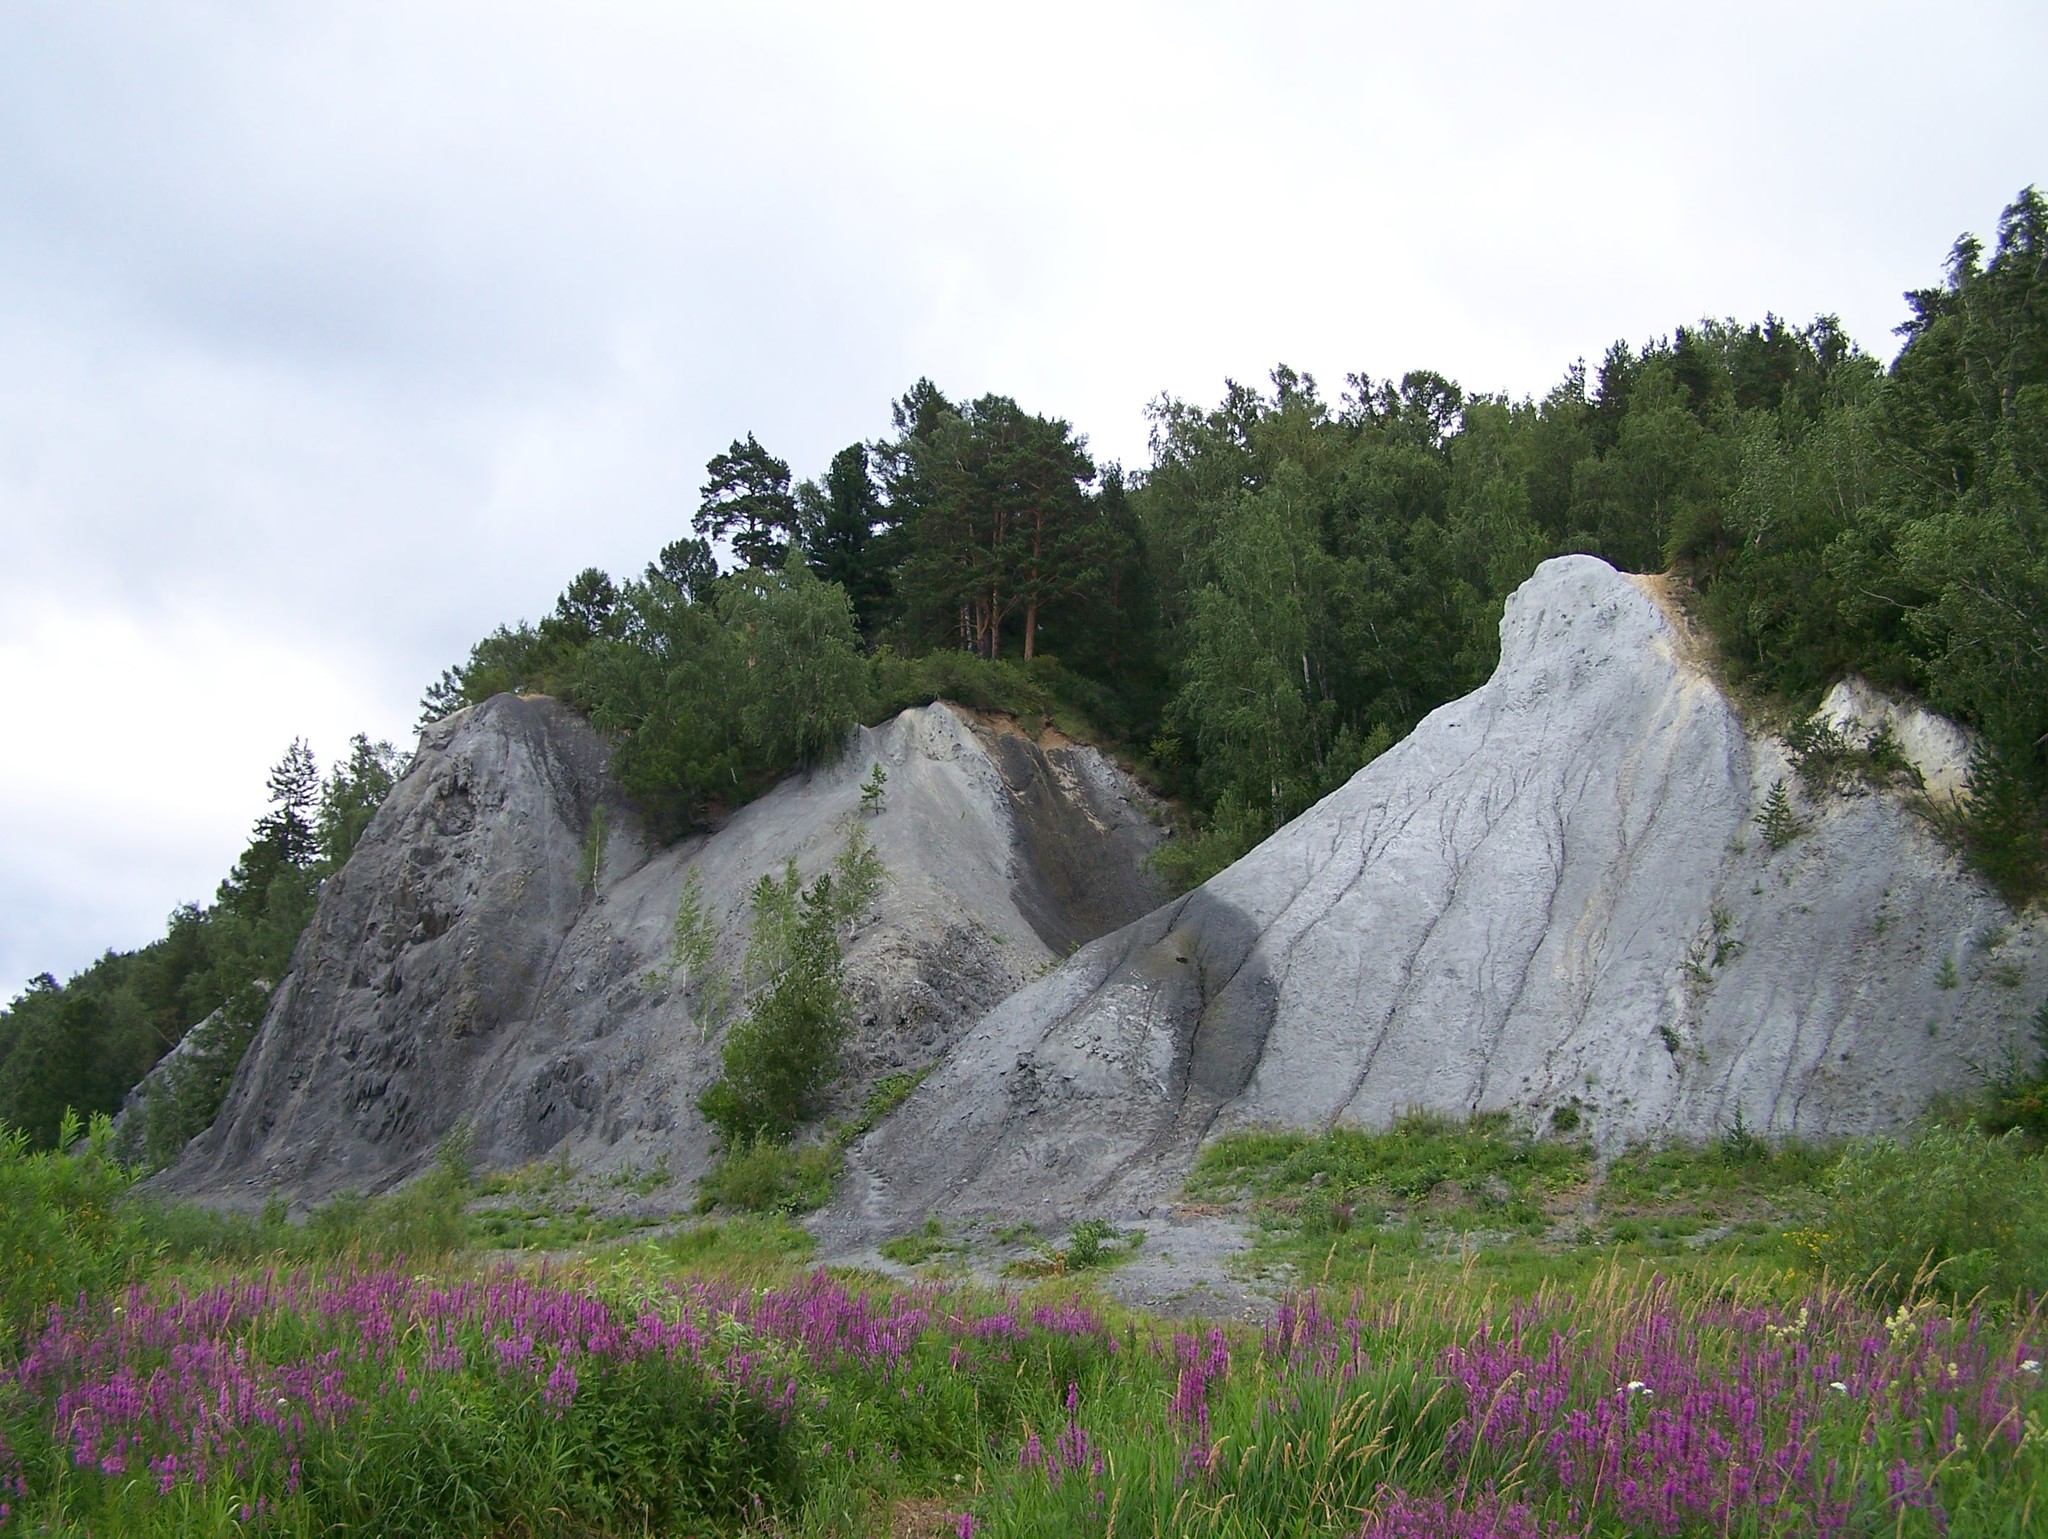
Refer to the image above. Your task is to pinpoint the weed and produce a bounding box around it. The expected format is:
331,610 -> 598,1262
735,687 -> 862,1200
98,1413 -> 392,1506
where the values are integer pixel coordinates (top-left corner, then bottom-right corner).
1192,1115 -> 1588,1232
696,1135 -> 841,1215
879,1219 -> 952,1266
305,1155 -> 471,1261
1938,954 -> 1960,990
661,1213 -> 816,1273
1755,779 -> 1807,851
605,1154 -> 671,1195
579,802 -> 609,890
1814,1122 -> 2048,1302
477,1152 -> 577,1198
473,1207 -> 655,1251
859,759 -> 888,816
842,1067 -> 929,1143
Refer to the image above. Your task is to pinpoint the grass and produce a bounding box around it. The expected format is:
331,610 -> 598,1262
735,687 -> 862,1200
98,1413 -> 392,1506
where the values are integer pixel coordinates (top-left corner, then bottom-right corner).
694,1068 -> 933,1218
470,1204 -> 662,1251
695,1135 -> 843,1215
7,1114 -> 2048,1536
6,1239 -> 2043,1537
1188,1113 -> 1840,1300
879,1218 -> 955,1266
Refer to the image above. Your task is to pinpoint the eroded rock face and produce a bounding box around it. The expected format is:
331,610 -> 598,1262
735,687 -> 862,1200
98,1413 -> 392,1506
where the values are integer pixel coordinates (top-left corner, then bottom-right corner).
824,556 -> 2044,1240
156,697 -> 1166,1207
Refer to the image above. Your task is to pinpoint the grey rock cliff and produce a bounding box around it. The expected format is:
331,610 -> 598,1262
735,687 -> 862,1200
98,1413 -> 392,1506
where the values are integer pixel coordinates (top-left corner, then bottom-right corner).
157,696 -> 1166,1207
824,556 -> 2044,1241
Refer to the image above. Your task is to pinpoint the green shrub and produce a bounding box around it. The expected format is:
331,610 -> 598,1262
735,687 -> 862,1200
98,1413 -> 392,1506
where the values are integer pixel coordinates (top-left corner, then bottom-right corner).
1061,1217 -> 1129,1269
1951,744 -> 2048,909
1981,998 -> 2048,1141
304,1129 -> 473,1260
867,649 -> 1052,724
695,905 -> 852,1147
858,760 -> 888,816
696,1135 -> 841,1215
130,1195 -> 292,1263
0,1113 -> 151,1350
300,1346 -> 799,1537
1149,787 -> 1270,892
1814,1122 -> 2048,1302
697,834 -> 882,1150
879,1218 -> 950,1265
1755,778 -> 1807,851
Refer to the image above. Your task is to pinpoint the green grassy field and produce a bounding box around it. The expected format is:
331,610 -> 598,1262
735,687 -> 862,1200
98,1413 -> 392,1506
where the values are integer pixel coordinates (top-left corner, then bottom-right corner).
4,1114 -> 2046,1537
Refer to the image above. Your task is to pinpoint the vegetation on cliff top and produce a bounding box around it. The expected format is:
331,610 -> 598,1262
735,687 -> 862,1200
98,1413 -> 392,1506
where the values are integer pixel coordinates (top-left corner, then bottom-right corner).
424,189 -> 2048,904
7,187 -> 2047,1162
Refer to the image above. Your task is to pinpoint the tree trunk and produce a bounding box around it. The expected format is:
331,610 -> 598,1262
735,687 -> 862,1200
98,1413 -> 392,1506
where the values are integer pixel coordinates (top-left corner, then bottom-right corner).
1023,598 -> 1038,661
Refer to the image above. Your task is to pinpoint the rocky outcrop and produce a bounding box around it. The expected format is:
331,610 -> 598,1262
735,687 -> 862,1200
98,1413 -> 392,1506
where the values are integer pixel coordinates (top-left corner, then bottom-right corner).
156,697 -> 1166,1208
824,556 -> 2044,1240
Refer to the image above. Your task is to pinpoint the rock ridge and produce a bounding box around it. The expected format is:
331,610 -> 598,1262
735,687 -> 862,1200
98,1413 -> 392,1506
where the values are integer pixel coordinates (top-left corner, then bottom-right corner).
822,555 -> 2044,1243
157,697 -> 1167,1207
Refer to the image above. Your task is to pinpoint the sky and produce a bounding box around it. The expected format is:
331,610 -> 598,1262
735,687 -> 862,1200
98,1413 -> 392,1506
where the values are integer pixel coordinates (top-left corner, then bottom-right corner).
3,0 -> 2044,997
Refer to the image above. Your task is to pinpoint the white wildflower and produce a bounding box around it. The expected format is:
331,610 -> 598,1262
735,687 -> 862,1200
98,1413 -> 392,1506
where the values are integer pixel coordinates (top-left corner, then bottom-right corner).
1624,1380 -> 1651,1397
2021,1359 -> 2042,1375
1829,1381 -> 1848,1393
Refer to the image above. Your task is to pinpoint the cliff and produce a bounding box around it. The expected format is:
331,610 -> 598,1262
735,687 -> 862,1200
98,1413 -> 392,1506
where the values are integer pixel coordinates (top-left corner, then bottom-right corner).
822,556 -> 2044,1240
156,697 -> 1167,1206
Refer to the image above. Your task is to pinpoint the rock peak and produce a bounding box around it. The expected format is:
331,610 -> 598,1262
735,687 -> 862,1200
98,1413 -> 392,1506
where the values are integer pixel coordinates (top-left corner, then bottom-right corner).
823,557 -> 2041,1242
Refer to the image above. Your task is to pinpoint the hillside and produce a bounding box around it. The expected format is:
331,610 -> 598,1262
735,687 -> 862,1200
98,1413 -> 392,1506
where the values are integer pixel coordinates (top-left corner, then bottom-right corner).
824,555 -> 2043,1241
153,696 -> 1167,1207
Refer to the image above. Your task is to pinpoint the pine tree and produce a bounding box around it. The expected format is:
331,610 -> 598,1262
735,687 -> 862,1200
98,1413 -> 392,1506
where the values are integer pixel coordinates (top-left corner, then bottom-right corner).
257,739 -> 321,870
799,443 -> 895,639
696,433 -> 800,569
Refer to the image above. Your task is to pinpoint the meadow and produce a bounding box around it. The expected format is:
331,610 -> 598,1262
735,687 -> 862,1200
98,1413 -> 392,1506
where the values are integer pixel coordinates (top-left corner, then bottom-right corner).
4,1113 -> 2046,1537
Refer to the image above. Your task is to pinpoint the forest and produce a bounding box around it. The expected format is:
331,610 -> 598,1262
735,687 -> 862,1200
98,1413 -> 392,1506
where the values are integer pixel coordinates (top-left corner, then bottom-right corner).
4,187 -> 2044,1151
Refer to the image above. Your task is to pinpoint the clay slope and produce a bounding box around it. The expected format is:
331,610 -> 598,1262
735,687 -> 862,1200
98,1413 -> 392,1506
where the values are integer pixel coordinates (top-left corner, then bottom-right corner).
158,698 -> 1165,1206
826,556 -> 2045,1240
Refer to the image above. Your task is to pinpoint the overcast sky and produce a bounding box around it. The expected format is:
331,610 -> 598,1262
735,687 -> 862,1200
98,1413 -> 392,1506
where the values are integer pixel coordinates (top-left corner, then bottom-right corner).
3,0 -> 2043,997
